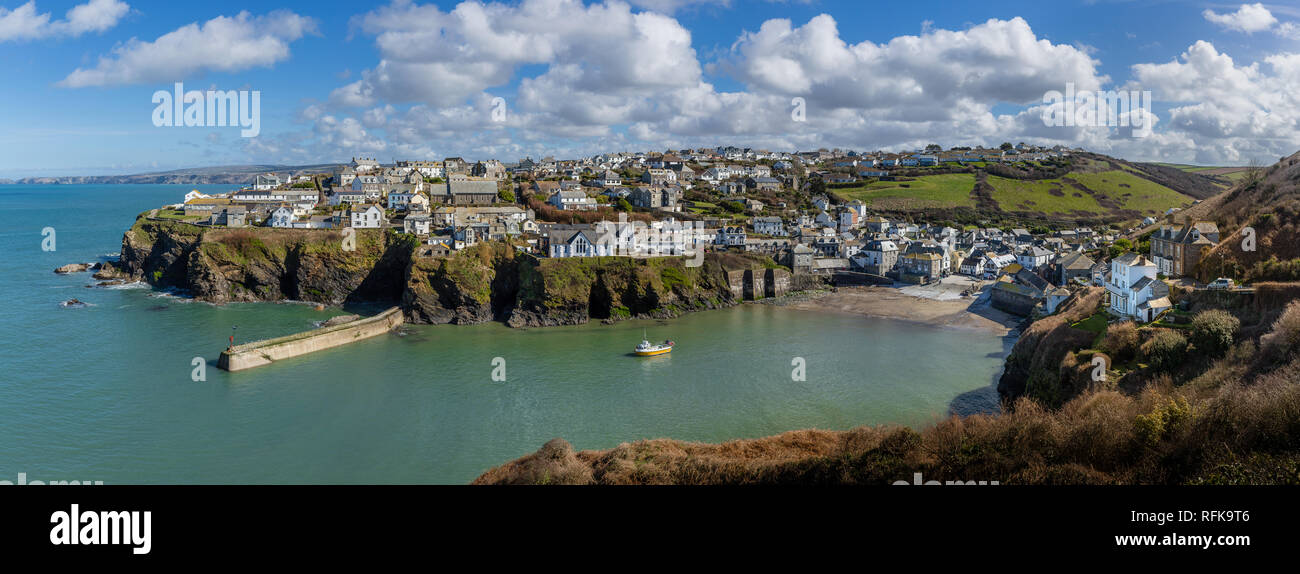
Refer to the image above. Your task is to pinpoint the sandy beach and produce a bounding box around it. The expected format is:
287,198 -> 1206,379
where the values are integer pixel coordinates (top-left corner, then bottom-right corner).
773,276 -> 1023,334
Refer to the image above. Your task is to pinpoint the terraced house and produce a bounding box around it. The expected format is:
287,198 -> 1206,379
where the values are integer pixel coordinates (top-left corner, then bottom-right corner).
1150,220 -> 1219,277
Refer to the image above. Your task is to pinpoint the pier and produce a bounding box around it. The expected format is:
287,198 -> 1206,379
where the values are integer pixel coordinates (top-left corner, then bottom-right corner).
217,307 -> 404,372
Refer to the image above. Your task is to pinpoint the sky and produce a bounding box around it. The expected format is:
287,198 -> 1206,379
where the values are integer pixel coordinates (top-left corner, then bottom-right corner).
2,0 -> 1299,178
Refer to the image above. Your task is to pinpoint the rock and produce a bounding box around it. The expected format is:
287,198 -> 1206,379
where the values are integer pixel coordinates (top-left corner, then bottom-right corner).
95,280 -> 126,287
60,298 -> 87,308
54,263 -> 92,274
92,262 -> 131,281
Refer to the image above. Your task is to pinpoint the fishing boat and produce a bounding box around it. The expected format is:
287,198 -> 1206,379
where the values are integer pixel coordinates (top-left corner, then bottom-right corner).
634,329 -> 674,356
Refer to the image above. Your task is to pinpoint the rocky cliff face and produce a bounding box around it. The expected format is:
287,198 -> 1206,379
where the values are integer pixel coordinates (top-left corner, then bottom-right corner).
110,214 -> 788,327
111,217 -> 411,306
997,287 -> 1106,407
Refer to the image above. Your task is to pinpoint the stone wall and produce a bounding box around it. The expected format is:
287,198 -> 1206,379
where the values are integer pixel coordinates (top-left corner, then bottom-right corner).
727,268 -> 793,300
217,307 -> 404,372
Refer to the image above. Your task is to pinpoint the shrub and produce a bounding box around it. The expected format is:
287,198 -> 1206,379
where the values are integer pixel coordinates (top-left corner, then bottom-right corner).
1260,301 -> 1300,363
1133,396 -> 1193,448
1189,309 -> 1240,358
660,266 -> 688,290
1102,321 -> 1140,362
497,189 -> 515,203
1142,329 -> 1188,372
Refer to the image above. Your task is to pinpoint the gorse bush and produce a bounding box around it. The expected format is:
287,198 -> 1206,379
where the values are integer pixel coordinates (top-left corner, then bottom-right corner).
1143,329 -> 1189,372
1135,396 -> 1194,448
1190,310 -> 1241,358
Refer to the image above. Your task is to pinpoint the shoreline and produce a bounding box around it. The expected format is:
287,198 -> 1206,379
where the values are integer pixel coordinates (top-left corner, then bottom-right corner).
768,282 -> 1023,335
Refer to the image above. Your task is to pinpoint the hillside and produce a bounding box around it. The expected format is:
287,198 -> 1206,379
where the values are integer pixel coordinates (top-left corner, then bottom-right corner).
828,152 -> 1218,228
1194,152 -> 1300,284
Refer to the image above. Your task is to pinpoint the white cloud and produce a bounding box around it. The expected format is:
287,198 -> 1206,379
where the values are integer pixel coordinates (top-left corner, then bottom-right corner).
58,10 -> 316,87
339,0 -> 701,108
725,15 -> 1106,114
1131,40 -> 1300,163
241,2 -> 1294,166
1203,3 -> 1277,34
0,0 -> 128,42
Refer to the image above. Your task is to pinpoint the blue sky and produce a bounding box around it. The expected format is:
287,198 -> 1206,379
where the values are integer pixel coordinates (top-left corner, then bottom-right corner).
2,0 -> 1299,178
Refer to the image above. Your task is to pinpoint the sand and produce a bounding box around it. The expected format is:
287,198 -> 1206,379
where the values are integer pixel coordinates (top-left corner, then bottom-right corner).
777,278 -> 1023,334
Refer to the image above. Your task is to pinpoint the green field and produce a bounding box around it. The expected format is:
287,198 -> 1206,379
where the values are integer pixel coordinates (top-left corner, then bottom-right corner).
988,175 -> 1103,214
836,173 -> 976,209
1068,170 -> 1193,215
987,169 -> 1191,216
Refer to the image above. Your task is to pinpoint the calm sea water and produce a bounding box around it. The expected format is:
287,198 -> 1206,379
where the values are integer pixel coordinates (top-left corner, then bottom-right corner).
0,184 -> 1013,484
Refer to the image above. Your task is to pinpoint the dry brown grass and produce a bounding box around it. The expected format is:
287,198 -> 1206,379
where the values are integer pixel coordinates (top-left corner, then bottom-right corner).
1260,300 -> 1300,366
1103,321 -> 1140,363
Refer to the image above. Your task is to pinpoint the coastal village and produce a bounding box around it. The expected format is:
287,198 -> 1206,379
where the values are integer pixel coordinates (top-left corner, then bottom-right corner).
157,144 -> 1232,326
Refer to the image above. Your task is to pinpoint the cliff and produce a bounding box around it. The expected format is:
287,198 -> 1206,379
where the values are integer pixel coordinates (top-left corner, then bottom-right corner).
997,287 -> 1107,407
110,217 -> 411,306
106,214 -> 790,327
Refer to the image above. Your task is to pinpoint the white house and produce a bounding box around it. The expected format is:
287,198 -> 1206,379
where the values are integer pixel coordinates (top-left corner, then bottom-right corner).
716,226 -> 747,247
851,239 -> 898,274
548,190 -> 597,211
350,157 -> 380,173
349,204 -> 384,229
1105,253 -> 1172,322
253,173 -> 281,191
982,253 -> 1017,278
752,216 -> 785,236
1017,246 -> 1054,270
595,170 -> 622,187
330,190 -> 367,206
402,214 -> 432,236
549,229 -> 600,258
268,206 -> 296,228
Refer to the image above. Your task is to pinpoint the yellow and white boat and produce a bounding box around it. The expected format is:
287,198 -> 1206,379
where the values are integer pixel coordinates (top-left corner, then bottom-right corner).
634,331 -> 674,356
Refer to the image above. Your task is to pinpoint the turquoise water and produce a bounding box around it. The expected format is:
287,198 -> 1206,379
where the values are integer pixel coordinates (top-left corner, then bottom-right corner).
0,185 -> 1013,484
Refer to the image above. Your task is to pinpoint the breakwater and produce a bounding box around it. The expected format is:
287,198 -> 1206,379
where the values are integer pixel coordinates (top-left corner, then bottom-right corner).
217,307 -> 404,371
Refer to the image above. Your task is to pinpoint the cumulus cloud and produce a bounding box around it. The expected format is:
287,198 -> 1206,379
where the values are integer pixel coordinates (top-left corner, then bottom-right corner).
303,4 -> 1114,162
1203,3 -> 1277,34
58,10 -> 316,87
0,0 -> 128,42
242,2 -> 1293,166
337,0 -> 701,109
726,15 -> 1106,115
1131,41 -> 1300,163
